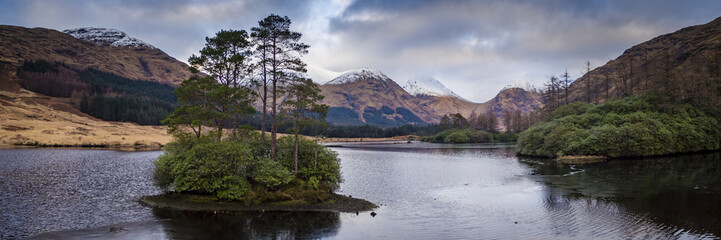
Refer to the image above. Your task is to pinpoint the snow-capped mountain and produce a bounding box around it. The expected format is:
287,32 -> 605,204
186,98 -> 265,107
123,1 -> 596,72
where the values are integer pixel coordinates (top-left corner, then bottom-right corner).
502,80 -> 540,92
402,77 -> 465,100
326,69 -> 391,85
63,27 -> 155,49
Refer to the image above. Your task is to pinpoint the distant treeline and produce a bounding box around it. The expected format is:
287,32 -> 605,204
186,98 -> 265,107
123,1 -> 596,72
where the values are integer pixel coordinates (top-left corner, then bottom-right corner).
237,112 -> 442,138
18,60 -> 177,125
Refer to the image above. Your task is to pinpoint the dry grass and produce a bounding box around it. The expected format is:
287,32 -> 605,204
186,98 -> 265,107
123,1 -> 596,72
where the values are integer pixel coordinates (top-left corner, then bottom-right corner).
0,90 -> 171,149
556,155 -> 608,164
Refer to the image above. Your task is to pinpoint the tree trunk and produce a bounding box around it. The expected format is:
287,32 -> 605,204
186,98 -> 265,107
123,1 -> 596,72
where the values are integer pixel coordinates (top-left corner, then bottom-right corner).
270,39 -> 278,161
261,67 -> 267,146
271,79 -> 277,161
294,127 -> 299,173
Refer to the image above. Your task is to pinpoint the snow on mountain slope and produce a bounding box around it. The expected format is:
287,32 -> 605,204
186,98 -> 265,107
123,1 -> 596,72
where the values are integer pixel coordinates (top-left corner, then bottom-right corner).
63,27 -> 155,49
502,79 -> 540,92
402,77 -> 466,100
326,69 -> 392,84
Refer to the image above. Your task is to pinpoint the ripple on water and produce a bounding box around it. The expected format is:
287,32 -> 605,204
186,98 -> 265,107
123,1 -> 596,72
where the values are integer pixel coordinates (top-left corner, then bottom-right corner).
0,149 -> 163,238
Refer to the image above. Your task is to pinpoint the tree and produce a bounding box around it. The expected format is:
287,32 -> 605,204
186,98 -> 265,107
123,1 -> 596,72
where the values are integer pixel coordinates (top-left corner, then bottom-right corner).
584,61 -> 593,103
252,14 -> 310,161
439,115 -> 452,130
561,69 -> 570,105
166,30 -> 255,140
543,76 -> 561,113
163,73 -> 215,139
449,113 -> 468,129
281,76 -> 328,172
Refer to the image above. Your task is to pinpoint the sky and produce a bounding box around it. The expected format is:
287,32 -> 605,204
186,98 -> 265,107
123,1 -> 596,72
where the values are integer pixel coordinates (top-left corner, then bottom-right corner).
2,0 -> 720,102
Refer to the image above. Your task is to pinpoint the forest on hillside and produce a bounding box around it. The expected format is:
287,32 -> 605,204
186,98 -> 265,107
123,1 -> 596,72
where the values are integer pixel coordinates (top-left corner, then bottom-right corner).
18,60 -> 177,125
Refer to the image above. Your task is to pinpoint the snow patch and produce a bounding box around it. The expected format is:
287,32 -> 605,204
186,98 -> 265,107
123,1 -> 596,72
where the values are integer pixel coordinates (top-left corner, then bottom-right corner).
63,27 -> 155,49
502,80 -> 540,92
402,76 -> 466,100
326,69 -> 392,85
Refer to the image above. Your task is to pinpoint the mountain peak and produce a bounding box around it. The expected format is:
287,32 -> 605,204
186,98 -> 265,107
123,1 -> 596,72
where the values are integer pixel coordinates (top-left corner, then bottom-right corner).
402,76 -> 465,100
326,68 -> 392,85
63,27 -> 155,49
502,80 -> 540,92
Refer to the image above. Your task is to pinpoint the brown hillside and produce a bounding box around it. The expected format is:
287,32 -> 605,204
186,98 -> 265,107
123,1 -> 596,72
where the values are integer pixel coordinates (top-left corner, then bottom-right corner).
415,95 -> 487,119
485,88 -> 544,118
320,75 -> 439,124
567,17 -> 721,105
0,25 -> 192,147
0,25 -> 191,88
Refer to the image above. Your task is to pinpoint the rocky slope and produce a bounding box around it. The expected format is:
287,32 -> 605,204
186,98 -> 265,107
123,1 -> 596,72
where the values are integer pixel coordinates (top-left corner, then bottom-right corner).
566,16 -> 721,105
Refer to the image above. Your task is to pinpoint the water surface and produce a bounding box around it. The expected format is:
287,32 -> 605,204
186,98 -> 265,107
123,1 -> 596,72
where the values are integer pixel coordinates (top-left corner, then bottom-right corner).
1,145 -> 719,239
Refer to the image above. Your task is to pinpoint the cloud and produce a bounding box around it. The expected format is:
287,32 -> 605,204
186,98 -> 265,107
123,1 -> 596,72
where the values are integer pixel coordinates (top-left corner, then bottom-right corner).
3,0 -> 720,102
320,0 -> 721,101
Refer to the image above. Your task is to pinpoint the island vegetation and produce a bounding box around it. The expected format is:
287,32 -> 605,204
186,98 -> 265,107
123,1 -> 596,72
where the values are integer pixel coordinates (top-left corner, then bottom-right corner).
517,95 -> 720,158
145,14 -> 375,212
421,112 -> 522,143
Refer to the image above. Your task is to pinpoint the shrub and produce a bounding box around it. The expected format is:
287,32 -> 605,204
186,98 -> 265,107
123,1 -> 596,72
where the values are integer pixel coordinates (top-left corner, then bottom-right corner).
250,157 -> 292,190
445,131 -> 470,143
276,136 -> 343,190
153,137 -> 258,200
517,95 -> 720,158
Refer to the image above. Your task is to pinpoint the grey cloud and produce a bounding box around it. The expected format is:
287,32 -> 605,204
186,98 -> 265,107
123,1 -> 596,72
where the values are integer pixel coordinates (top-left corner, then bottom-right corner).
321,0 -> 721,101
3,0 -> 720,102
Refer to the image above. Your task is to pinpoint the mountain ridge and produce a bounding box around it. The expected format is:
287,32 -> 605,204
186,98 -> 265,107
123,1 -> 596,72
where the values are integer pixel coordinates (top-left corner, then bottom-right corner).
319,68 -> 543,127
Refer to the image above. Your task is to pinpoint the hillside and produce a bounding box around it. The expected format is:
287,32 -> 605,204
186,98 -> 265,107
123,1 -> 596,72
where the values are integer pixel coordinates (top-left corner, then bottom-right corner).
485,87 -> 544,117
0,25 -> 192,147
566,17 -> 721,106
0,25 -> 191,87
319,69 -> 543,128
403,77 -> 487,119
320,69 -> 434,126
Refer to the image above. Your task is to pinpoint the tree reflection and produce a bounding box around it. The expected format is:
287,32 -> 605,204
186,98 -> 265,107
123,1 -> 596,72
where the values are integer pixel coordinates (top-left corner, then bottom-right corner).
152,208 -> 341,239
519,152 -> 721,236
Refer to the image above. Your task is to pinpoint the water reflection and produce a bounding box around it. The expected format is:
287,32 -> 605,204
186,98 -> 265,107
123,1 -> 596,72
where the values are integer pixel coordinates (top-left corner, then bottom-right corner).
152,208 -> 340,239
520,152 -> 721,237
2,146 -> 719,239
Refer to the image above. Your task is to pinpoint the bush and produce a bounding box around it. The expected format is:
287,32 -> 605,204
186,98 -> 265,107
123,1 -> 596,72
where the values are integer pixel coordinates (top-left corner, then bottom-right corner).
517,95 -> 720,158
159,140 -> 254,200
276,136 -> 342,190
445,131 -> 470,143
422,128 -> 506,144
250,157 -> 292,190
154,132 -> 345,201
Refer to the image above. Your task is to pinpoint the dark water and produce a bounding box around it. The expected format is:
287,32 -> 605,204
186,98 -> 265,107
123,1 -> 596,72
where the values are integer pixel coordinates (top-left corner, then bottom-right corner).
1,145 -> 719,239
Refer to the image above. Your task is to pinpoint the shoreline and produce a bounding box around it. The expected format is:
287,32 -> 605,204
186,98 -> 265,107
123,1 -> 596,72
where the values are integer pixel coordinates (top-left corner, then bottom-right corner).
517,149 -> 721,162
1,143 -> 164,151
140,193 -> 377,213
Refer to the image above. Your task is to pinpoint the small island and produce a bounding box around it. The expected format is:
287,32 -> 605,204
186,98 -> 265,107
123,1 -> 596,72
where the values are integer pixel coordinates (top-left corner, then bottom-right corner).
143,14 -> 376,213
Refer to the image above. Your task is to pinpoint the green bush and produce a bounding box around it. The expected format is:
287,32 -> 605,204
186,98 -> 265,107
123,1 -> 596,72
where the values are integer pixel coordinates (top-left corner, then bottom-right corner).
445,131 -> 471,143
250,157 -> 292,190
163,140 -> 254,200
276,136 -> 342,190
517,95 -> 720,158
154,132 -> 345,201
421,129 -> 502,143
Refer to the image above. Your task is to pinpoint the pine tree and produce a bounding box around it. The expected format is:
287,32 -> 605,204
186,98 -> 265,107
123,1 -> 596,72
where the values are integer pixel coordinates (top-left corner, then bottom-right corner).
282,76 -> 327,172
251,14 -> 310,161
